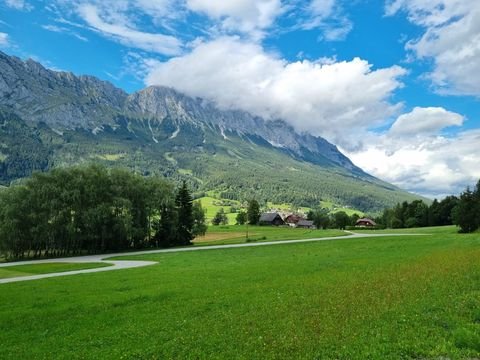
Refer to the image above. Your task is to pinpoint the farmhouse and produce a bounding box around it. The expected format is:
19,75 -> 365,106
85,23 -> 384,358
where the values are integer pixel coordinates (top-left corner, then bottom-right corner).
285,214 -> 303,227
259,212 -> 285,226
355,218 -> 377,227
296,219 -> 315,229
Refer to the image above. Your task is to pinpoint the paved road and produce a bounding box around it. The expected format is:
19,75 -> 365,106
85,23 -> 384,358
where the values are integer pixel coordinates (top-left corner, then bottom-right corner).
0,232 -> 427,284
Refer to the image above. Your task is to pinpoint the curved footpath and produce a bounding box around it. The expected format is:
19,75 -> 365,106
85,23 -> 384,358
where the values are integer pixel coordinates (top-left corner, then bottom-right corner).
0,232 -> 428,284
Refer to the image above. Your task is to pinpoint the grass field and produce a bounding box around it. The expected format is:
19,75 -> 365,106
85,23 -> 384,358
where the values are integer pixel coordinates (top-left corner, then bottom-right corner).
0,262 -> 112,279
0,227 -> 479,359
354,225 -> 461,235
196,196 -> 239,224
319,200 -> 365,217
194,225 -> 345,245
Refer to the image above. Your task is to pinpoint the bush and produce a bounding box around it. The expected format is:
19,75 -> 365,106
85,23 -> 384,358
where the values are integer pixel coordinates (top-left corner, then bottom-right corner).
211,208 -> 228,226
453,328 -> 480,351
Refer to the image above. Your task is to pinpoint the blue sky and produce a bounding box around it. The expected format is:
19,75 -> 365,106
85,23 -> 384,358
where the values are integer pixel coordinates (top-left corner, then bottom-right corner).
0,0 -> 479,198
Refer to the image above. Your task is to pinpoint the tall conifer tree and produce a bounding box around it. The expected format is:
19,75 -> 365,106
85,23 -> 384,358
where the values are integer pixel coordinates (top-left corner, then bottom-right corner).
175,181 -> 194,245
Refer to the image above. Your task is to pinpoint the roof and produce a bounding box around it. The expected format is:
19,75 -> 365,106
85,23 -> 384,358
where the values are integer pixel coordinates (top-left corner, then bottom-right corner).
297,220 -> 314,227
356,218 -> 377,226
285,214 -> 303,223
259,212 -> 282,222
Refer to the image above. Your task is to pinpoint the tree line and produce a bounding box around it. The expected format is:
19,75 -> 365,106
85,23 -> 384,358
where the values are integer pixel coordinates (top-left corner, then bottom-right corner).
0,165 -> 207,260
377,179 -> 480,233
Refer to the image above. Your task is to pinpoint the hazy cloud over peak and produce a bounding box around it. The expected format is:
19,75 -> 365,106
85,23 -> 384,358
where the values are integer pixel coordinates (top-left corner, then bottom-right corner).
146,37 -> 406,144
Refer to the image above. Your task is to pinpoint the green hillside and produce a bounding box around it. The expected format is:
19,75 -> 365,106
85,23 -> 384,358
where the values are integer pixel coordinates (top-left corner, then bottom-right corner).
0,110 -> 423,212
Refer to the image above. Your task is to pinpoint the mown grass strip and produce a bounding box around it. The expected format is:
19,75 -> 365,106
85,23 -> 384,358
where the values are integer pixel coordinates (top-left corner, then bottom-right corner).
0,262 -> 112,279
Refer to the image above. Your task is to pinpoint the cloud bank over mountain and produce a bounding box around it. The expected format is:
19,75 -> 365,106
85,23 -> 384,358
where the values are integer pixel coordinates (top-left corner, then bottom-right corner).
2,0 -> 480,197
146,37 -> 406,146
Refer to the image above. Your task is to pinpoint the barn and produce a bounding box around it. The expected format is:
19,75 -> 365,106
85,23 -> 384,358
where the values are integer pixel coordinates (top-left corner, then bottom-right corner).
296,219 -> 315,229
259,212 -> 285,226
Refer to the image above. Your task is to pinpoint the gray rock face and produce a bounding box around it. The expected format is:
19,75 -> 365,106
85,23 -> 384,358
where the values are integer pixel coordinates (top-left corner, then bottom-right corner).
0,52 -> 127,129
127,86 -> 359,171
0,51 -> 359,171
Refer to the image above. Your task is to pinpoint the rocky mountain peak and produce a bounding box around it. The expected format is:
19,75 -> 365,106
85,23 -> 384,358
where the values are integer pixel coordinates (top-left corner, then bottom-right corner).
0,51 -> 360,171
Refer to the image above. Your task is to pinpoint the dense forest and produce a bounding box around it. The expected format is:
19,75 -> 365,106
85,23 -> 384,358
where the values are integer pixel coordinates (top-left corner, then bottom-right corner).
0,165 -> 207,260
377,180 -> 480,233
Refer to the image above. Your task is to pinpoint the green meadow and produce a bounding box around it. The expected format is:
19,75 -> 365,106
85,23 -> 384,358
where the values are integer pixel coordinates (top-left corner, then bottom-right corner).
196,196 -> 239,224
0,226 -> 479,359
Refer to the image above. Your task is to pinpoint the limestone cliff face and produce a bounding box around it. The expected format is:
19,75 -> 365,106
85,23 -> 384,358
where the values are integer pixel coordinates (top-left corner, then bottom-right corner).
0,51 -> 358,171
0,52 -> 127,129
125,86 -> 359,171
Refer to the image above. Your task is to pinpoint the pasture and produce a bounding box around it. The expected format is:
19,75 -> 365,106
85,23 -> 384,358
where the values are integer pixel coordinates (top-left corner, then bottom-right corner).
194,225 -> 345,245
0,226 -> 479,359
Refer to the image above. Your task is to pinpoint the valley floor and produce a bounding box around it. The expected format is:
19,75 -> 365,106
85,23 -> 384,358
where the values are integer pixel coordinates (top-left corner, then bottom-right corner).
0,226 -> 479,359
0,231 -> 382,283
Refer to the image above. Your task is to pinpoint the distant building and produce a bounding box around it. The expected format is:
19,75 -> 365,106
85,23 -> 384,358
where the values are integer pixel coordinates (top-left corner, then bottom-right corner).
296,219 -> 315,229
285,214 -> 303,227
355,218 -> 377,227
259,212 -> 285,226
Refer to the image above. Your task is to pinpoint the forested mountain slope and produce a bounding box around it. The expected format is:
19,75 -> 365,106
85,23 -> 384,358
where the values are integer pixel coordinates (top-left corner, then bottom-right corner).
0,51 -> 423,212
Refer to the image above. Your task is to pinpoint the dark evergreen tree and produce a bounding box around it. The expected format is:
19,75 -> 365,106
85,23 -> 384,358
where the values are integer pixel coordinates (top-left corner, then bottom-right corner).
428,199 -> 440,226
247,199 -> 261,225
437,196 -> 459,226
453,187 -> 478,233
452,181 -> 480,233
153,204 -> 178,247
175,181 -> 194,245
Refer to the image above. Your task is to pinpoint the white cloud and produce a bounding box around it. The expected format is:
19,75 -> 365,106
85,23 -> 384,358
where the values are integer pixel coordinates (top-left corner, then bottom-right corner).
389,106 -> 464,136
309,0 -> 335,18
77,4 -> 182,55
346,108 -> 478,198
386,0 -> 480,96
42,24 -> 88,42
4,0 -> 32,10
322,23 -> 352,41
300,0 -> 353,41
133,0 -> 182,21
185,0 -> 283,39
0,32 -> 8,46
146,37 -> 406,145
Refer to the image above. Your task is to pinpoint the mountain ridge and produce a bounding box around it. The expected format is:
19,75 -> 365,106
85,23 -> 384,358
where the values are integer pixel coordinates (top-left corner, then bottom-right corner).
0,51 -> 360,171
0,51 -> 423,212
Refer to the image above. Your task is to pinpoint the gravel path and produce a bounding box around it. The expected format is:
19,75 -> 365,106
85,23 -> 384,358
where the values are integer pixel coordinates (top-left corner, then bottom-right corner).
0,232 -> 427,284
